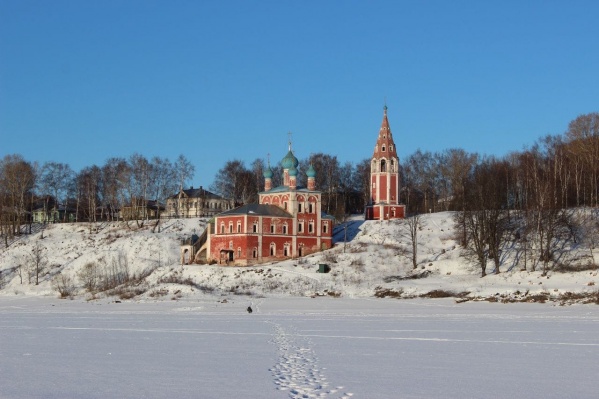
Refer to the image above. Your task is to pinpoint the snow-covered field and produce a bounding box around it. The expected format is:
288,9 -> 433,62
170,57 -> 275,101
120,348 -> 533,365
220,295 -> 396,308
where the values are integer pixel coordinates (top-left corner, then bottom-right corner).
1,296 -> 598,398
1,214 -> 598,397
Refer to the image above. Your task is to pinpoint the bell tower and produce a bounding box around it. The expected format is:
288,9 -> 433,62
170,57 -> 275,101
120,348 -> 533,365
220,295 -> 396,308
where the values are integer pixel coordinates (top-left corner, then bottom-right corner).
365,105 -> 405,220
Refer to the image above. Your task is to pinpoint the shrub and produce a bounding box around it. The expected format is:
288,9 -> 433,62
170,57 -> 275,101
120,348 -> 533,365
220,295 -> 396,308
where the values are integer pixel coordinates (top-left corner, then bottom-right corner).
374,286 -> 403,298
52,273 -> 76,299
78,262 -> 100,292
419,290 -> 468,298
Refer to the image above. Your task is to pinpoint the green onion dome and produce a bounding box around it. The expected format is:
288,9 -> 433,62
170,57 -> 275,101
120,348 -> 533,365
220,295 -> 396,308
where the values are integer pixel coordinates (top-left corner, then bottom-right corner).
263,166 -> 273,179
281,150 -> 299,169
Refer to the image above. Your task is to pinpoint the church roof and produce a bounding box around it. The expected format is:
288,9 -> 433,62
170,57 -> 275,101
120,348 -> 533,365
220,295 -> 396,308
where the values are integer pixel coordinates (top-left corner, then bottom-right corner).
170,186 -> 224,200
260,185 -> 316,194
217,203 -> 293,218
372,105 -> 398,159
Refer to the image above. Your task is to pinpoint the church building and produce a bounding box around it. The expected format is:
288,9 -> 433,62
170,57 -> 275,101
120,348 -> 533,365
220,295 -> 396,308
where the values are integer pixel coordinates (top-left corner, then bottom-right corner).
365,106 -> 406,220
206,144 -> 334,266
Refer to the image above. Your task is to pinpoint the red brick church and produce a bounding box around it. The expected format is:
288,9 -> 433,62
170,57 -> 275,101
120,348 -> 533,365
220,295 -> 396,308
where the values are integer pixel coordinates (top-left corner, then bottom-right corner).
365,105 -> 406,220
206,144 -> 334,265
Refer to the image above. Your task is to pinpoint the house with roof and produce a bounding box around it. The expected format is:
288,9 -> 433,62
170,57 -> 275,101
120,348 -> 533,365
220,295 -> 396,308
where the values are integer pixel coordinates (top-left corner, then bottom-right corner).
205,143 -> 334,266
164,186 -> 233,218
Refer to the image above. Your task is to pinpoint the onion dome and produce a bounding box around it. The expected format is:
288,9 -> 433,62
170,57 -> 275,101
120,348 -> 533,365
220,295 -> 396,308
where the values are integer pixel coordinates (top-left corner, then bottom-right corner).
306,164 -> 316,178
281,150 -> 299,169
263,166 -> 273,179
288,166 -> 298,177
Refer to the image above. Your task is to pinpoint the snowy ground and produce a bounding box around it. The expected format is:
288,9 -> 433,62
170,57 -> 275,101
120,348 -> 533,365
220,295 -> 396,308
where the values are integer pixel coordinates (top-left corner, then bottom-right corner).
1,212 -> 597,302
1,296 -> 598,399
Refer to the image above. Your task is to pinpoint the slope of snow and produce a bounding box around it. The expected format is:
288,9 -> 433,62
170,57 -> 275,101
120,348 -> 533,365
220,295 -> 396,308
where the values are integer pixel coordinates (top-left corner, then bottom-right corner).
0,212 -> 597,303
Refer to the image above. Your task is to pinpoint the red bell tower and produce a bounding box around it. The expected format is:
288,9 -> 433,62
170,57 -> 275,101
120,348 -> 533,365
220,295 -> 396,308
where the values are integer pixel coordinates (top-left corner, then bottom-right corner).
365,105 -> 405,220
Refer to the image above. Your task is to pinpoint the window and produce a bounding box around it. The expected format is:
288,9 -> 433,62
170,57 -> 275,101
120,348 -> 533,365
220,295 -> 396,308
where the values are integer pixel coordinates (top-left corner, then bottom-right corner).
284,245 -> 289,257
309,221 -> 314,233
252,248 -> 257,258
270,224 -> 275,234
309,203 -> 313,213
283,224 -> 288,234
323,222 -> 328,233
253,223 -> 258,233
229,223 -> 233,233
298,222 -> 303,233
270,243 -> 275,256
237,222 -> 241,233
390,145 -> 393,152
220,223 -> 225,234
298,203 -> 302,213
382,145 -> 386,152
381,160 -> 387,172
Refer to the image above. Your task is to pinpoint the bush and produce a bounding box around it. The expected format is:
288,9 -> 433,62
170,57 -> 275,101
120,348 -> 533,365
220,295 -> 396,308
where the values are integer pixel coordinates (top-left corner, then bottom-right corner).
374,286 -> 403,298
78,262 -> 100,292
419,290 -> 469,299
52,273 -> 76,299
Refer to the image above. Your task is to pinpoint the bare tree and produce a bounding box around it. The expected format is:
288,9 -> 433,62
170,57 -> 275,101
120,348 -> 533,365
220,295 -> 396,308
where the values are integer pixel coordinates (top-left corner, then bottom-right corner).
40,162 -> 74,222
211,160 -> 257,205
28,241 -> 47,285
402,213 -> 424,269
565,112 -> 599,207
76,165 -> 102,230
353,158 -> 371,211
101,157 -> 129,221
174,154 -> 195,191
0,154 -> 36,235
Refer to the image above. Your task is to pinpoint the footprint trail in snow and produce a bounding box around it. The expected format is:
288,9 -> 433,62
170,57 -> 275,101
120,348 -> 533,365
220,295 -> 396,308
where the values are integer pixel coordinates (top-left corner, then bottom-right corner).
269,322 -> 353,399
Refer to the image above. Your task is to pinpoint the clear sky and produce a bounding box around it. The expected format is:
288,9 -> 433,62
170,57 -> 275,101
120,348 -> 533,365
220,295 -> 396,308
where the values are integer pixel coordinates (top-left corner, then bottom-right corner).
1,0 -> 598,188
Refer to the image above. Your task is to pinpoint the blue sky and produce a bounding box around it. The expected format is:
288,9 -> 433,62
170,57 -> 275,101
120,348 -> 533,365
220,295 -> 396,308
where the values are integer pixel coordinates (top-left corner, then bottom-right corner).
1,0 -> 597,188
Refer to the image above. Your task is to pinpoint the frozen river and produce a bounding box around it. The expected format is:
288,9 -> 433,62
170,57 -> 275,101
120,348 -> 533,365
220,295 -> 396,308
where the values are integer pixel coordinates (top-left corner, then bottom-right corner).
1,296 -> 598,398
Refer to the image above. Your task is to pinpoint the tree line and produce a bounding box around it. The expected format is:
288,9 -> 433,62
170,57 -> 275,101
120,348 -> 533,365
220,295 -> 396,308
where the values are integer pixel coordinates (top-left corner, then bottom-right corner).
0,154 -> 194,242
2,112 -> 597,257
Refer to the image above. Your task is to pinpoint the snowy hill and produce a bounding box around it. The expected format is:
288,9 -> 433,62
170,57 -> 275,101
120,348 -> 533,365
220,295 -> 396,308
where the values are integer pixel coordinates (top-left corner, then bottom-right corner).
1,212 -> 597,304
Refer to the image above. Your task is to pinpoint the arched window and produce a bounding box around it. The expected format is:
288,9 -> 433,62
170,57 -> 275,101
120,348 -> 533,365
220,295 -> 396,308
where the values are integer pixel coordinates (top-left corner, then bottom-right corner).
270,243 -> 276,256
323,222 -> 328,234
253,223 -> 258,233
220,223 -> 225,234
237,222 -> 241,233
252,248 -> 258,258
381,159 -> 387,172
382,145 -> 386,152
283,224 -> 288,234
284,244 -> 289,257
228,222 -> 233,233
